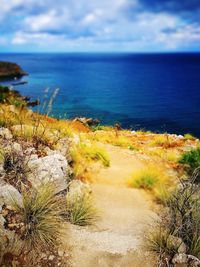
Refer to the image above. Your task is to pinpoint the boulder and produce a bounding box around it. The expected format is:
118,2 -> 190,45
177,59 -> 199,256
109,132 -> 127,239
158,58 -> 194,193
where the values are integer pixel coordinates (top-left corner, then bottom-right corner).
0,184 -> 22,208
0,127 -> 13,140
27,153 -> 71,193
73,117 -> 100,127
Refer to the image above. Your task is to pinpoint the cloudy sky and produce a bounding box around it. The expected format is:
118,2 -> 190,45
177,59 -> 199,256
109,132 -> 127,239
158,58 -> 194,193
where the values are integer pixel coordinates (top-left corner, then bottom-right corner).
0,0 -> 200,52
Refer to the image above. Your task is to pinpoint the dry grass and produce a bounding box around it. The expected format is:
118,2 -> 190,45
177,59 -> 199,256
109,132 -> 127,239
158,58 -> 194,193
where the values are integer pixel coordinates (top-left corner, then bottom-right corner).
128,165 -> 164,190
65,193 -> 98,226
71,141 -> 110,180
148,174 -> 200,265
150,134 -> 182,148
12,183 -> 64,251
153,186 -> 172,205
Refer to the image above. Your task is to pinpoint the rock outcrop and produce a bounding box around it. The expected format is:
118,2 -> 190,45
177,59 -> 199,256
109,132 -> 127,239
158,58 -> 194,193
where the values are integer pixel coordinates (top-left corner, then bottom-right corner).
73,117 -> 100,127
27,153 -> 71,193
0,61 -> 27,79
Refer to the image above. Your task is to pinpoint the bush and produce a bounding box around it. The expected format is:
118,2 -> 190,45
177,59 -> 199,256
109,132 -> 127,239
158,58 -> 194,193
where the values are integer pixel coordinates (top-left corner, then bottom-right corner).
2,149 -> 29,191
148,174 -> 200,265
179,147 -> 200,182
12,183 -> 64,251
65,193 -> 98,226
184,133 -> 196,140
129,167 -> 160,190
147,228 -> 179,263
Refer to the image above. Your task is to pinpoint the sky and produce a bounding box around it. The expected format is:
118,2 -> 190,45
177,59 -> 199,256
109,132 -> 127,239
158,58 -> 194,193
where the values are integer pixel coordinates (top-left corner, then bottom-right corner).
0,0 -> 200,52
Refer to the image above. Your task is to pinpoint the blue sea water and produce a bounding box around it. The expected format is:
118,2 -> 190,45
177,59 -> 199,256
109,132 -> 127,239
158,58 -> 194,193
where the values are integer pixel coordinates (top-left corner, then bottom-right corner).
0,53 -> 200,136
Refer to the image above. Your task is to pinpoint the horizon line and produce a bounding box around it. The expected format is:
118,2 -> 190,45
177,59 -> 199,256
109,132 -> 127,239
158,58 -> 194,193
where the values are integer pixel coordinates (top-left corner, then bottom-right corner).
1,51 -> 200,54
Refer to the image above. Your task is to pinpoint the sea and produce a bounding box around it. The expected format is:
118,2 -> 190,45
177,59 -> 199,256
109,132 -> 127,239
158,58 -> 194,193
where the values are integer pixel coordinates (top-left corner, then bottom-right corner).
0,53 -> 200,136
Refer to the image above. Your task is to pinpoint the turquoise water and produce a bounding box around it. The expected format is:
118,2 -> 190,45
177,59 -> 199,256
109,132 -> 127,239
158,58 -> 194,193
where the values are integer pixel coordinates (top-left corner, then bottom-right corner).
0,53 -> 200,136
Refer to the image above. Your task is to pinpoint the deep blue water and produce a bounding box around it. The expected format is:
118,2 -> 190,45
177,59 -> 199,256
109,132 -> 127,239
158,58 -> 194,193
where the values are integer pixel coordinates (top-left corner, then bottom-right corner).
0,53 -> 200,136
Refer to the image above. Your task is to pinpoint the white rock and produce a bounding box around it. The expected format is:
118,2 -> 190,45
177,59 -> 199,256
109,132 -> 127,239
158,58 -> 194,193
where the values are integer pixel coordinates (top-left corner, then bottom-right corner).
58,249 -> 64,257
67,180 -> 91,200
0,184 -> 22,207
0,128 -> 13,140
177,135 -> 184,139
28,153 -> 70,193
172,253 -> 188,264
43,146 -> 57,156
49,255 -> 55,261
12,142 -> 22,152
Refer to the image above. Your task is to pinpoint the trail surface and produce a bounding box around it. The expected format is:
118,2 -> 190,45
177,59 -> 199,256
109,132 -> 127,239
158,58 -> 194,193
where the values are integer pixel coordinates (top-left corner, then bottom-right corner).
68,144 -> 157,267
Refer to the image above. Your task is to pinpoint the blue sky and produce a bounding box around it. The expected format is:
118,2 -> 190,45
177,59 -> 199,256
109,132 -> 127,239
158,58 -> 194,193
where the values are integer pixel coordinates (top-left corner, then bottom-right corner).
0,0 -> 200,52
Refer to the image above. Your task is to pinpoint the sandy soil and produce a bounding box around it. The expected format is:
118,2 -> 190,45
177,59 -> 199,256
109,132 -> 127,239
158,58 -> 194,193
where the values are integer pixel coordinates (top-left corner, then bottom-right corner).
67,144 -> 157,267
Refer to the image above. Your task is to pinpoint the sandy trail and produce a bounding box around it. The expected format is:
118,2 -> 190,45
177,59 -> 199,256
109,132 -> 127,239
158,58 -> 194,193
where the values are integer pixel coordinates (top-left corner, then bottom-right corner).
67,144 -> 157,267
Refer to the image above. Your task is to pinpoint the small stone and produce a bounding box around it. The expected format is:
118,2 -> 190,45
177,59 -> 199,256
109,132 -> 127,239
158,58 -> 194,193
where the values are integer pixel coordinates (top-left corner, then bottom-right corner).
58,249 -> 64,257
41,253 -> 46,259
49,255 -> 55,261
172,253 -> 188,265
13,142 -> 22,152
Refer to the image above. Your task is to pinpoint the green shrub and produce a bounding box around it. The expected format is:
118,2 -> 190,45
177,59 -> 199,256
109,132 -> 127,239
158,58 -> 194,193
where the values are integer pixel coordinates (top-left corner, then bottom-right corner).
179,148 -> 200,182
184,133 -> 196,140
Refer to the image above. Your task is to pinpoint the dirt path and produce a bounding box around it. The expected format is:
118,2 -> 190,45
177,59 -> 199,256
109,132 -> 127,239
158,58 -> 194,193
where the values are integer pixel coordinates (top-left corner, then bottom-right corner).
68,144 -> 157,267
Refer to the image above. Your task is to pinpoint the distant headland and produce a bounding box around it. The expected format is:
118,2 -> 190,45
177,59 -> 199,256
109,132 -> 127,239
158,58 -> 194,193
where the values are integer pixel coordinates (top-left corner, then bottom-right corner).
0,61 -> 28,79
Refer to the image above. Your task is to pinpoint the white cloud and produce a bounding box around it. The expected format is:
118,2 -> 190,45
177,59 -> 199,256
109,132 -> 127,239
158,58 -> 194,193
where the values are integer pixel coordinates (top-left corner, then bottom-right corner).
156,24 -> 200,49
24,9 -> 65,31
1,0 -> 200,51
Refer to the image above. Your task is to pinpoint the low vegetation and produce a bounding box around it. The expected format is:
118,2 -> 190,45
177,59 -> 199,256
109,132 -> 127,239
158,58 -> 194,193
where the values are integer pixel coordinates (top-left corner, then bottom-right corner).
0,183 -> 65,266
2,148 -> 29,191
71,142 -> 110,180
179,147 -> 200,182
0,85 -> 26,107
129,166 -> 162,190
0,85 -> 200,266
148,173 -> 200,266
12,183 -> 64,251
65,193 -> 98,226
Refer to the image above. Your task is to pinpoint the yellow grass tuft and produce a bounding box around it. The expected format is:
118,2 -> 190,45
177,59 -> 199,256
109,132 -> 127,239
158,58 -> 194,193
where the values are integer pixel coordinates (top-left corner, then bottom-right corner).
71,142 -> 110,180
128,165 -> 167,190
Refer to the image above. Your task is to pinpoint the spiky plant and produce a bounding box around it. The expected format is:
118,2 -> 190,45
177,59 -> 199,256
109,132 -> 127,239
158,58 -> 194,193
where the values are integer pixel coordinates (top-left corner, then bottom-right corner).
66,193 -> 98,226
13,183 -> 64,251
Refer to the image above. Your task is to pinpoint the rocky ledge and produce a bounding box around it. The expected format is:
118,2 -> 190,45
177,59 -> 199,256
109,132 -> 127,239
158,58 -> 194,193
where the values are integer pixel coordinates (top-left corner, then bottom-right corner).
0,61 -> 28,80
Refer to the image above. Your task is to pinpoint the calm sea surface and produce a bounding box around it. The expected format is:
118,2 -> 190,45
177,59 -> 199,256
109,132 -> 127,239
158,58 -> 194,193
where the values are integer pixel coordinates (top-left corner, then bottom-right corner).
0,53 -> 200,136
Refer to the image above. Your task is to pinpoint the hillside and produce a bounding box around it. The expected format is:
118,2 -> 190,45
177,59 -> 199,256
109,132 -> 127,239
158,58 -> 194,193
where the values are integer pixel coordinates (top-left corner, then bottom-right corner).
0,86 -> 199,267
